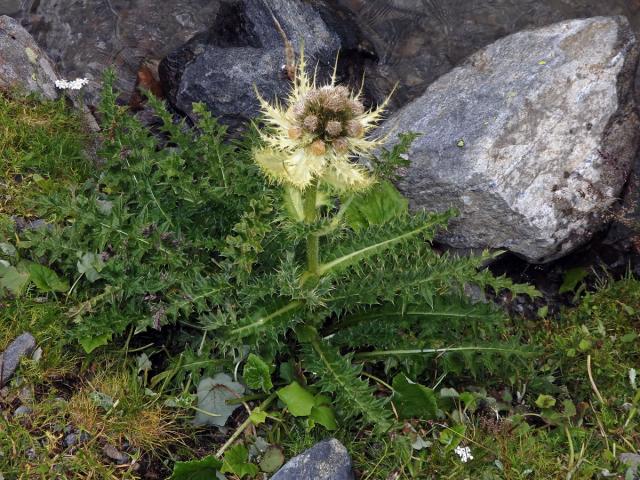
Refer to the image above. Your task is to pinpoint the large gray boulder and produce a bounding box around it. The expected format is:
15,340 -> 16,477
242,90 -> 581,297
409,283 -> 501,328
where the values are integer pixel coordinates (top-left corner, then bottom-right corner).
386,16 -> 640,263
159,0 -> 341,130
0,15 -> 58,99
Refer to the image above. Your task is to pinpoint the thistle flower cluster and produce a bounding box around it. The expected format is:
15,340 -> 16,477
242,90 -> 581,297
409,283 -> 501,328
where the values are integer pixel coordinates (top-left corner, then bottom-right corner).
254,53 -> 389,192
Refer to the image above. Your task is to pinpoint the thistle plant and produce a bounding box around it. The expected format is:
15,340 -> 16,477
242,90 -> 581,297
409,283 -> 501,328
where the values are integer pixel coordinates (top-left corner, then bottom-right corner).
211,56 -> 540,428
13,69 -> 538,432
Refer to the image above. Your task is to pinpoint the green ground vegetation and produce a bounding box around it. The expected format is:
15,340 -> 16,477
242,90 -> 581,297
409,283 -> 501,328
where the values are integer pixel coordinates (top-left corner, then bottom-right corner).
0,86 -> 638,479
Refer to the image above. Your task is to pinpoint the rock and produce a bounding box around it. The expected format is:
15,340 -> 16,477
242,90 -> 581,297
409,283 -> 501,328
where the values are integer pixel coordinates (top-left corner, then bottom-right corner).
13,0 -> 223,105
0,0 -> 21,16
619,452 -> 640,470
334,0 -> 640,111
102,443 -> 129,465
159,0 -> 341,131
271,438 -> 354,480
13,405 -> 32,417
63,433 -> 77,448
0,332 -> 36,386
18,385 -> 33,403
0,15 -> 58,99
385,16 -> 640,263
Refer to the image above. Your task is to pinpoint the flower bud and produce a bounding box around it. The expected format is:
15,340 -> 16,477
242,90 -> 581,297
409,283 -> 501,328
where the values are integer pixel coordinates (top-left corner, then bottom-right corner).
288,126 -> 303,140
310,139 -> 326,156
333,137 -> 349,153
303,114 -> 319,132
325,120 -> 343,137
345,119 -> 364,138
290,101 -> 306,119
322,86 -> 349,112
349,99 -> 365,116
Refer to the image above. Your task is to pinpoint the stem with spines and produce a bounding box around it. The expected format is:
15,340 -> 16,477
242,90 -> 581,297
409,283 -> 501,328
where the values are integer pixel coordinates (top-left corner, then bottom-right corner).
303,178 -> 320,277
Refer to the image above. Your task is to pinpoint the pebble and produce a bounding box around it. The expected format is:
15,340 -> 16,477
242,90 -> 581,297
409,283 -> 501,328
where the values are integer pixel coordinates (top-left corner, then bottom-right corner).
0,333 -> 36,387
13,405 -> 32,417
102,443 -> 129,464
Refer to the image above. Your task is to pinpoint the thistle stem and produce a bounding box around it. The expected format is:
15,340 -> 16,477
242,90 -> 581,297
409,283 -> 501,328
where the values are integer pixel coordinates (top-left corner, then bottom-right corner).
303,178 -> 320,276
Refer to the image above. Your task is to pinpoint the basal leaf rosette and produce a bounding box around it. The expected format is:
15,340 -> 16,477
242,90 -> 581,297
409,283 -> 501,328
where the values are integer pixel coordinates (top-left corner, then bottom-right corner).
254,54 -> 389,192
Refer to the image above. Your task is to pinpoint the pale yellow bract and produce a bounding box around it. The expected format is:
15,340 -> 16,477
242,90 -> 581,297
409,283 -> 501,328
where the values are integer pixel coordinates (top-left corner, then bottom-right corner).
254,51 -> 390,192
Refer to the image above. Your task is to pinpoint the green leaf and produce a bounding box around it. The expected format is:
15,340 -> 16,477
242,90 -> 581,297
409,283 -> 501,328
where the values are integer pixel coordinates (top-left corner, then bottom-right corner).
578,338 -> 592,352
249,408 -> 268,425
259,446 -> 285,473
78,332 -> 113,353
621,332 -> 637,343
194,373 -> 245,427
77,252 -> 105,283
229,300 -> 303,339
28,263 -> 69,292
221,444 -> 258,478
438,424 -> 465,451
170,455 -> 222,480
459,392 -> 477,411
309,404 -> 338,430
319,211 -> 453,276
392,374 -> 437,420
277,381 -> 315,417
301,340 -> 392,430
535,394 -> 556,409
345,181 -> 408,230
0,263 -> 30,296
559,267 -> 588,294
282,186 -> 305,222
0,242 -> 17,257
562,400 -> 576,418
243,354 -> 273,393
89,391 -> 115,411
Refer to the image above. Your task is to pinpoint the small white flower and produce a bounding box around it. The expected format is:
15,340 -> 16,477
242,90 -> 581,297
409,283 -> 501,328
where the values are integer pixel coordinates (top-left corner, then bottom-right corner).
454,445 -> 474,463
54,77 -> 89,90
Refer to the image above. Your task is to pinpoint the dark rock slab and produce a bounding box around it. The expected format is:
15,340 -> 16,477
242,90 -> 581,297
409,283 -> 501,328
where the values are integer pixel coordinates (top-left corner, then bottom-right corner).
0,15 -> 58,99
271,438 -> 354,480
0,0 -> 21,17
385,16 -> 640,263
13,0 -> 223,105
159,0 -> 341,130
0,332 -> 36,387
333,0 -> 640,111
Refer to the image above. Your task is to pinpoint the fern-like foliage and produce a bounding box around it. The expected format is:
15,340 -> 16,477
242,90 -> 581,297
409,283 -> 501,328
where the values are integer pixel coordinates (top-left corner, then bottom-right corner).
301,336 -> 393,431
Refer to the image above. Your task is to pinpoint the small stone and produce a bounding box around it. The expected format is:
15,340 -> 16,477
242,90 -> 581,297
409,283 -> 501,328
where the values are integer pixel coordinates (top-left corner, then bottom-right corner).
102,443 -> 129,464
271,439 -> 354,480
31,347 -> 42,363
0,333 -> 36,387
14,405 -> 32,417
18,386 -> 33,403
64,433 -> 77,448
78,431 -> 90,443
619,453 -> 640,473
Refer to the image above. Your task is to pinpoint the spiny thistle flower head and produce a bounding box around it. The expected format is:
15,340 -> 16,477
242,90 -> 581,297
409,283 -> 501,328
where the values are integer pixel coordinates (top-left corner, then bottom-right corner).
254,51 -> 390,192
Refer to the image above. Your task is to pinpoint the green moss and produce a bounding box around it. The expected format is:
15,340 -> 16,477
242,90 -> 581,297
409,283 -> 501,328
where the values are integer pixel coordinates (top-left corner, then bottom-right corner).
0,92 -> 90,217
